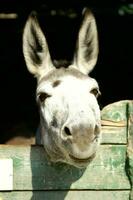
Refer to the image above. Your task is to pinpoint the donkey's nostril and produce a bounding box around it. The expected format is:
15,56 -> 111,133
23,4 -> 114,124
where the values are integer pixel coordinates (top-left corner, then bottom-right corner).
64,127 -> 72,136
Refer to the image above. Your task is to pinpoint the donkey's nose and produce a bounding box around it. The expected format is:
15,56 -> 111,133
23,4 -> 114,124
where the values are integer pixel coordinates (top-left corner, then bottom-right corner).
61,126 -> 73,140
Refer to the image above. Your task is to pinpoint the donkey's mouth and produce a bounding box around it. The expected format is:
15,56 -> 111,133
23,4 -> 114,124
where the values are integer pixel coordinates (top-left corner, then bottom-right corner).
69,153 -> 96,163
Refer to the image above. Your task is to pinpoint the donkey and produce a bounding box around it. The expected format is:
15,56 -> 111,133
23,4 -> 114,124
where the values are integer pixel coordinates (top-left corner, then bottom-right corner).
23,8 -> 101,168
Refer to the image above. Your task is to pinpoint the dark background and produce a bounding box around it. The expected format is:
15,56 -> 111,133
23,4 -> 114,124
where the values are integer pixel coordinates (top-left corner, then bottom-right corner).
0,0 -> 133,143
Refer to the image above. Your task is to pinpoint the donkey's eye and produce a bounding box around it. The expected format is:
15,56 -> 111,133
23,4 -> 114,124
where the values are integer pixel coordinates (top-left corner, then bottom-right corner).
38,92 -> 51,102
90,88 -> 100,98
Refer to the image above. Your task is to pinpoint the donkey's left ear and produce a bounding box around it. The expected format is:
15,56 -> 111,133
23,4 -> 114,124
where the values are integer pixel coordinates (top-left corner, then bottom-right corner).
72,8 -> 99,75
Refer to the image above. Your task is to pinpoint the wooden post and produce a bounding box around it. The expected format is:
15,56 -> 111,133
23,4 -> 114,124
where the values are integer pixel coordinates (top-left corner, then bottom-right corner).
127,101 -> 133,200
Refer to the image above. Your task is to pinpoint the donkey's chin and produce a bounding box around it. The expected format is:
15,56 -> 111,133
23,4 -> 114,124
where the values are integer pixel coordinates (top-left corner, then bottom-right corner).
68,152 -> 96,168
46,151 -> 96,168
44,141 -> 99,168
67,145 -> 100,168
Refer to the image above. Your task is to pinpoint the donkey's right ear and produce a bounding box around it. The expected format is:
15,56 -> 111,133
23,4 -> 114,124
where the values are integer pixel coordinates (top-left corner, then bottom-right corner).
23,11 -> 54,77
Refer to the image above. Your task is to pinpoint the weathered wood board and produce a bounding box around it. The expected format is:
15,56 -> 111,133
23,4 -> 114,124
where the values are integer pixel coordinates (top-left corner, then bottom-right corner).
0,145 -> 130,190
101,100 -> 133,200
0,159 -> 13,191
127,101 -> 133,200
0,191 -> 130,200
0,100 -> 133,200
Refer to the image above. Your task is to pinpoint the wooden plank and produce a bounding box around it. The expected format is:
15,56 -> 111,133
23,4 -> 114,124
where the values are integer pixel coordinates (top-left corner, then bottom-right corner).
0,145 -> 130,190
127,101 -> 133,200
101,100 -> 129,122
101,100 -> 128,144
0,191 -> 130,200
0,159 -> 13,191
101,126 -> 127,144
0,13 -> 18,19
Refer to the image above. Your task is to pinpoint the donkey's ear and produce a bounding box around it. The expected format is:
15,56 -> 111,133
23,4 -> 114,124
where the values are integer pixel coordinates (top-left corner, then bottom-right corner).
23,11 -> 54,77
72,8 -> 98,75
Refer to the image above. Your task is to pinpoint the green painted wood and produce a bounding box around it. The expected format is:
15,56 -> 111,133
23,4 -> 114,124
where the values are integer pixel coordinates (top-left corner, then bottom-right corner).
101,100 -> 129,144
127,101 -> 133,200
0,191 -> 130,200
101,126 -> 127,144
101,100 -> 129,122
0,145 -> 130,190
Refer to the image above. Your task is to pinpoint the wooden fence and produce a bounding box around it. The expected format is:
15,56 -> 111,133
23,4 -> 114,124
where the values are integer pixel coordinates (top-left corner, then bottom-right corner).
0,100 -> 133,200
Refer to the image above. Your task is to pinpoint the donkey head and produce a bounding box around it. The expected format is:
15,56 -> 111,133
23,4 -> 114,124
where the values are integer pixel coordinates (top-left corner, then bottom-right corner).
23,8 -> 101,168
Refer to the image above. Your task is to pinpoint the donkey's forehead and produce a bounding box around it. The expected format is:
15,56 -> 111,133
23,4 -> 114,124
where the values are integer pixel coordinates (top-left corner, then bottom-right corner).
38,67 -> 86,83
37,67 -> 98,94
38,67 -> 97,85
